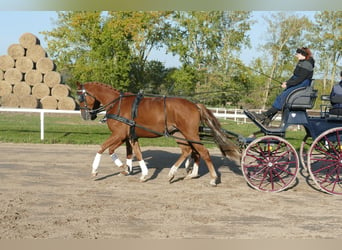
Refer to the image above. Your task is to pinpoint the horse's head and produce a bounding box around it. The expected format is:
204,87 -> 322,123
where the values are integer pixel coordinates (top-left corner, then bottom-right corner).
76,82 -> 101,120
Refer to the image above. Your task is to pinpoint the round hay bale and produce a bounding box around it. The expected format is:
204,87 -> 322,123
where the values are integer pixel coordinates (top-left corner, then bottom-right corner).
7,44 -> 25,59
19,94 -> 38,108
44,71 -> 61,87
15,56 -> 34,73
0,80 -> 13,96
4,68 -> 23,83
26,45 -> 47,63
0,55 -> 15,71
1,93 -> 19,107
19,32 -> 40,49
13,82 -> 31,96
57,96 -> 76,110
36,58 -> 55,74
51,84 -> 70,100
0,70 -> 3,80
25,69 -> 43,86
32,83 -> 50,99
40,95 -> 57,110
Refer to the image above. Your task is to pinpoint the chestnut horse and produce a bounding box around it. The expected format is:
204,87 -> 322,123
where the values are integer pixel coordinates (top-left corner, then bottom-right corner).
77,82 -> 240,186
78,85 -> 197,180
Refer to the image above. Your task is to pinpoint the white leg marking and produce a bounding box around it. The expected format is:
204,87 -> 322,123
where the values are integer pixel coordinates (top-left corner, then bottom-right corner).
186,163 -> 199,179
126,158 -> 133,173
168,165 -> 178,178
92,153 -> 102,175
139,160 -> 148,176
111,153 -> 123,167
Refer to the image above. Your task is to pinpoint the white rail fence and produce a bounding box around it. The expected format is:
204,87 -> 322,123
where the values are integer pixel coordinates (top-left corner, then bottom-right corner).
1,107 -> 319,140
0,108 -> 81,140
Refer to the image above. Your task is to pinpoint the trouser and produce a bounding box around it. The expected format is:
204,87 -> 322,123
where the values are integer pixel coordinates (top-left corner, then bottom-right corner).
272,79 -> 311,110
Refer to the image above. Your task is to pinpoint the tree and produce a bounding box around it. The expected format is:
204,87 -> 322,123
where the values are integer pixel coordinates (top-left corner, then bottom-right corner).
257,12 -> 313,109
42,11 -> 173,91
166,11 -> 252,106
311,11 -> 342,92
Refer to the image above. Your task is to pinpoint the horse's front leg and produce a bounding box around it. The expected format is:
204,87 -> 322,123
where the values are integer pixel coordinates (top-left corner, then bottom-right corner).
91,135 -> 122,177
130,140 -> 149,182
125,139 -> 134,175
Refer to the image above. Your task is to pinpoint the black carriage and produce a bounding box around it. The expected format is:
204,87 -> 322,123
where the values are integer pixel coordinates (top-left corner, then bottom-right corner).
241,81 -> 342,195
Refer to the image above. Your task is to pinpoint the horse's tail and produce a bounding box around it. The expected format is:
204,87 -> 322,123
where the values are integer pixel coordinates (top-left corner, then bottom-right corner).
196,104 -> 241,163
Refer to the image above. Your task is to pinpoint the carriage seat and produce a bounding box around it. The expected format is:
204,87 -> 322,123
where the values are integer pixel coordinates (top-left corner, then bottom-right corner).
324,95 -> 342,120
284,84 -> 317,111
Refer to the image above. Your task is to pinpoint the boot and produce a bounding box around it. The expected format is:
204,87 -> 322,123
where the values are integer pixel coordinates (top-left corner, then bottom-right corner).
252,107 -> 278,126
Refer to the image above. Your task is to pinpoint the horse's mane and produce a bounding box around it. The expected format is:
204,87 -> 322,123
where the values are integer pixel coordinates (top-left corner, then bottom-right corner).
85,82 -> 134,95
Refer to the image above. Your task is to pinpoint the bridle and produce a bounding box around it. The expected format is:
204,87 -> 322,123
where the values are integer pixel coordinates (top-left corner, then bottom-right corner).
76,84 -> 124,117
76,85 -> 99,115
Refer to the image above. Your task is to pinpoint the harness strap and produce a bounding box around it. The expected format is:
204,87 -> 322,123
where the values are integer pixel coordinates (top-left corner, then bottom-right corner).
130,91 -> 144,141
163,96 -> 171,137
105,113 -> 206,145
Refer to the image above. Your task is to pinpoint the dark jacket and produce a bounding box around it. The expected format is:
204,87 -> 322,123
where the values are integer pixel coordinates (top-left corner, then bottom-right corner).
286,57 -> 315,87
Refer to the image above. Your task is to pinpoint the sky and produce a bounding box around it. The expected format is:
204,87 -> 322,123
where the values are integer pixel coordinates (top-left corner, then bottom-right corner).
0,11 -> 317,68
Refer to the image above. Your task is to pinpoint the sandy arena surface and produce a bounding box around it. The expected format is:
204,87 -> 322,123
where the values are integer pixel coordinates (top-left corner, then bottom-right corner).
1,142 -> 342,239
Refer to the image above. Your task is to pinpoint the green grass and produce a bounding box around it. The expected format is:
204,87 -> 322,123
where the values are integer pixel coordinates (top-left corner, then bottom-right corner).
0,112 -> 307,150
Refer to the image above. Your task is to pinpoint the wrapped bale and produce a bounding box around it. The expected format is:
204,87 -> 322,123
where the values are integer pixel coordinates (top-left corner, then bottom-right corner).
36,58 -> 55,74
40,95 -> 57,110
15,56 -> 34,73
51,84 -> 69,100
19,32 -> 40,49
19,95 -> 38,108
13,82 -> 31,96
4,68 -> 23,83
1,93 -> 19,107
57,96 -> 76,110
32,83 -> 50,99
25,69 -> 43,86
44,71 -> 61,88
7,44 -> 25,59
0,80 -> 12,96
26,44 -> 47,63
0,55 -> 15,71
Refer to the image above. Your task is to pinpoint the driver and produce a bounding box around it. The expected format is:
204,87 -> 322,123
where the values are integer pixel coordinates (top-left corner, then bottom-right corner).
248,47 -> 315,126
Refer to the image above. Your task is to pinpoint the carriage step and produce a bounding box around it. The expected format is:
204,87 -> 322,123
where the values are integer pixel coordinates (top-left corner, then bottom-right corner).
243,110 -> 285,137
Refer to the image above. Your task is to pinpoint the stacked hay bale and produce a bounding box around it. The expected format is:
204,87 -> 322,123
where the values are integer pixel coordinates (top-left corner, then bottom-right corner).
0,32 -> 76,110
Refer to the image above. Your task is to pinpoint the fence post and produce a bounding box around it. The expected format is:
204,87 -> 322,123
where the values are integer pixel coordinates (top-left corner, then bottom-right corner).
40,110 -> 45,140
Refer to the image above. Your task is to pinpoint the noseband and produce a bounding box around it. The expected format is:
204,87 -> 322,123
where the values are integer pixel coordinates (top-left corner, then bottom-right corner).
77,85 -> 100,116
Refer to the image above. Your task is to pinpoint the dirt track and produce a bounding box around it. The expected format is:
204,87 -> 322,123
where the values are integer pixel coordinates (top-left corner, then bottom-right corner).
1,142 -> 342,239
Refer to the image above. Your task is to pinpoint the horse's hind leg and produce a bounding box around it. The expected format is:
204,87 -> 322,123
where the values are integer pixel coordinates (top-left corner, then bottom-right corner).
184,150 -> 200,180
168,136 -> 195,182
180,132 -> 217,186
192,143 -> 218,186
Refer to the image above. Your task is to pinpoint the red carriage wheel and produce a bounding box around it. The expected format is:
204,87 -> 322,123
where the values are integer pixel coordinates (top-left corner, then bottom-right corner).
308,127 -> 342,195
241,135 -> 299,192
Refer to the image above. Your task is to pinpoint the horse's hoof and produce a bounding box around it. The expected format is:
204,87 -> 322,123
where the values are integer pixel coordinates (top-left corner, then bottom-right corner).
185,174 -> 199,180
140,175 -> 148,182
91,172 -> 98,177
168,175 -> 175,183
119,170 -> 129,176
210,179 -> 217,187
